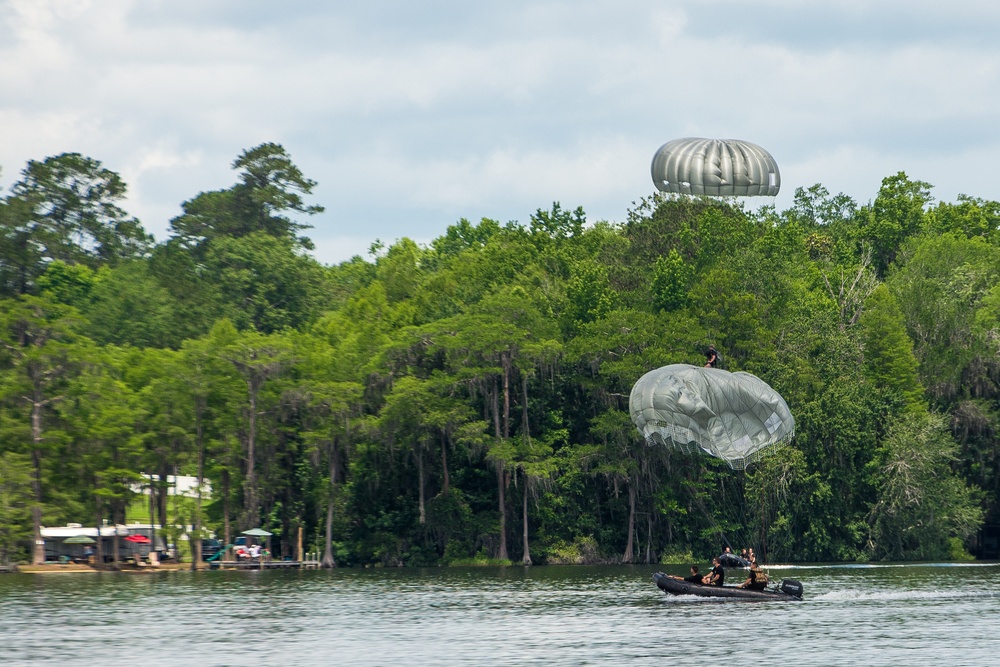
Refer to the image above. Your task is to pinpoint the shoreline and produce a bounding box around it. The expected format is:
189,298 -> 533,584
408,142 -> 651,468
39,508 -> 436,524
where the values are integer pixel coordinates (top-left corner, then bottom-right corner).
14,562 -> 201,574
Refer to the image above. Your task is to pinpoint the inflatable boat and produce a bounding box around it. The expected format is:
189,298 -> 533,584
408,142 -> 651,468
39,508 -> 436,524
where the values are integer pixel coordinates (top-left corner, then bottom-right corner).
718,553 -> 752,569
653,571 -> 803,601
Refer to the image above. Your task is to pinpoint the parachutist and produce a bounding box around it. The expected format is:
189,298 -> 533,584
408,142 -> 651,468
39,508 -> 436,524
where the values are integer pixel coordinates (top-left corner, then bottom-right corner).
705,345 -> 719,368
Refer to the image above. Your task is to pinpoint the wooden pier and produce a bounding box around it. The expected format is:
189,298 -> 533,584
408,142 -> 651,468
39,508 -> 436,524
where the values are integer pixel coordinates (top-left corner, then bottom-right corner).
213,559 -> 302,570
211,551 -> 321,570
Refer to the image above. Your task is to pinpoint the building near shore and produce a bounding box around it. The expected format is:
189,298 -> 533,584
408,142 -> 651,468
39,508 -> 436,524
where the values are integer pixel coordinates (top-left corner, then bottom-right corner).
40,523 -> 170,563
130,474 -> 212,499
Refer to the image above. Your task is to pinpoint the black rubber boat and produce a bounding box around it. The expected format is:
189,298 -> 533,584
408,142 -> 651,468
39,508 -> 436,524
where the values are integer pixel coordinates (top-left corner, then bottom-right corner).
718,553 -> 751,569
653,571 -> 803,601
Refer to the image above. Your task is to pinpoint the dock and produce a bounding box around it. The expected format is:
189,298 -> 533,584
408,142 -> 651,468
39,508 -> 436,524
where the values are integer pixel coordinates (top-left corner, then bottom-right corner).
213,560 -> 301,570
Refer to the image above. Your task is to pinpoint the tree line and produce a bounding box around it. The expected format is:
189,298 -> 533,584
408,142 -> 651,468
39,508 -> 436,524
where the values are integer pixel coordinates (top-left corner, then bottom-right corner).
1,145 -> 997,567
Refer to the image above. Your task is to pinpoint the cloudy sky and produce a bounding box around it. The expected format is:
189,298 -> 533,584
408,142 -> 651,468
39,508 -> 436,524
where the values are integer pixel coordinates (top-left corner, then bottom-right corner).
2,1 -> 999,264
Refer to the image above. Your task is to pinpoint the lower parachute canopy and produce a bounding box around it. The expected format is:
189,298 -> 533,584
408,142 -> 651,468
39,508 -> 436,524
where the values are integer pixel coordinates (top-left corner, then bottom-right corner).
629,364 -> 794,470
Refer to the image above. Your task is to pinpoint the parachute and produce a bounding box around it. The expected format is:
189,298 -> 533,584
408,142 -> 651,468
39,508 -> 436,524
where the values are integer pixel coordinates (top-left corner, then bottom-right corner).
650,138 -> 780,197
629,364 -> 794,469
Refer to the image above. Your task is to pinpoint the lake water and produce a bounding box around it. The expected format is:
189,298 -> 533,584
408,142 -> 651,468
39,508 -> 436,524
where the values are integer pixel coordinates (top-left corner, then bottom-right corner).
1,562 -> 998,666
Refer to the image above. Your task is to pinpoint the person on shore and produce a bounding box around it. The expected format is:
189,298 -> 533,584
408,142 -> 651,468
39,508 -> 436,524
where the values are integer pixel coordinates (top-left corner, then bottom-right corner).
249,543 -> 261,559
666,566 -> 703,584
738,563 -> 768,591
702,557 -> 725,586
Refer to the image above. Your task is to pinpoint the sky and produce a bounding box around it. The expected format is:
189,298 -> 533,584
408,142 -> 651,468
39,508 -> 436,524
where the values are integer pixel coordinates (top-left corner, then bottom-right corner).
2,0 -> 1000,265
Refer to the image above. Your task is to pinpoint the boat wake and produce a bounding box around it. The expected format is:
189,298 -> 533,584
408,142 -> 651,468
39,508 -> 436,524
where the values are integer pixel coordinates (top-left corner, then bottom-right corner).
766,562 -> 998,571
813,588 -> 1000,602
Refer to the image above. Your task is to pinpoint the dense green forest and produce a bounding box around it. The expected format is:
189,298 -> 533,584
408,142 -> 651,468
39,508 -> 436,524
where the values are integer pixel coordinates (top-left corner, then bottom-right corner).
1,143 -> 998,567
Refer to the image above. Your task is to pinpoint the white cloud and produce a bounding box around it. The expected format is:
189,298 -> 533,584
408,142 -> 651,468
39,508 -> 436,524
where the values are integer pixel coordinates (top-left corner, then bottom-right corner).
2,1 -> 1000,264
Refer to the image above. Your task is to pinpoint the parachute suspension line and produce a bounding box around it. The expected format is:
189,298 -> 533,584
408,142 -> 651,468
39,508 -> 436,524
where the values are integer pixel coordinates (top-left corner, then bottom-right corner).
630,363 -> 796,561
687,465 -> 758,558
723,468 -> 758,557
685,479 -> 732,551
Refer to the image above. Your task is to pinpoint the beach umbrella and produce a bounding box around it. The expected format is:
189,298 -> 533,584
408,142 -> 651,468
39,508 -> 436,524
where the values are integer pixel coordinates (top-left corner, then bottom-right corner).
122,534 -> 151,562
62,535 -> 96,563
240,528 -> 273,558
240,528 -> 272,537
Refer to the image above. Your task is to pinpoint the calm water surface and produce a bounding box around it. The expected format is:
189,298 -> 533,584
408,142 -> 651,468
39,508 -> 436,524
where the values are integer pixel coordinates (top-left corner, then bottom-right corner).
1,562 -> 998,666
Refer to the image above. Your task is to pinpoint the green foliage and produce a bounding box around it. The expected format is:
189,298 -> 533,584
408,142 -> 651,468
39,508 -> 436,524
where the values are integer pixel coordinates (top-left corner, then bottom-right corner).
169,142 -> 322,253
205,232 -> 327,333
651,249 -> 692,312
431,217 -> 502,260
926,195 -> 1000,244
857,172 -> 933,275
2,151 -> 997,565
564,261 -> 616,327
789,183 -> 857,228
0,452 -> 33,563
545,535 -> 602,564
867,413 -> 983,561
376,238 -> 424,304
84,263 -> 181,348
1,154 -> 149,298
530,202 -> 585,240
659,548 -> 696,565
858,284 -> 925,410
37,261 -> 98,308
9,153 -> 150,270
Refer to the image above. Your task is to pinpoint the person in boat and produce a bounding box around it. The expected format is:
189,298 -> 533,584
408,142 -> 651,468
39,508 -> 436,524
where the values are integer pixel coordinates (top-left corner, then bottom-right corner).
740,548 -> 749,561
738,562 -> 768,591
748,548 -> 757,565
665,566 -> 702,584
702,557 -> 725,586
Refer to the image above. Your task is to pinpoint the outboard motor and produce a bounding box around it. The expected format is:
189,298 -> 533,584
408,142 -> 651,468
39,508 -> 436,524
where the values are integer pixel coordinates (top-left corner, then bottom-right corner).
779,579 -> 804,598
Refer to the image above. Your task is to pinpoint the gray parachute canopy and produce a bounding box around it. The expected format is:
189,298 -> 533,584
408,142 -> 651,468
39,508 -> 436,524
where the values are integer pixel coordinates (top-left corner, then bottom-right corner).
650,138 -> 780,197
629,364 -> 794,470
